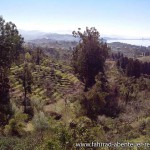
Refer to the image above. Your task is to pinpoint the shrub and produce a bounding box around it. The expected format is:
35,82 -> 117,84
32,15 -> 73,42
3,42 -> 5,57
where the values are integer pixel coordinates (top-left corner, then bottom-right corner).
32,111 -> 49,132
4,113 -> 28,136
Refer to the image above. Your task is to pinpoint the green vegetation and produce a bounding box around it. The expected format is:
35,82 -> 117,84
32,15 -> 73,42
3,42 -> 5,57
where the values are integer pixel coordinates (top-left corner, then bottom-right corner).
116,55 -> 150,77
0,16 -> 23,126
0,17 -> 150,150
72,27 -> 109,91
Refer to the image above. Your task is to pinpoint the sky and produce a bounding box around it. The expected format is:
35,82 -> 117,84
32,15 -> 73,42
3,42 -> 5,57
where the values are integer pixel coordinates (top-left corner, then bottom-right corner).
1,0 -> 150,38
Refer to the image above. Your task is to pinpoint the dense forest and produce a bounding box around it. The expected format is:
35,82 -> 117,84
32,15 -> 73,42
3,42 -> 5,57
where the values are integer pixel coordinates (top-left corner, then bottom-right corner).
0,17 -> 150,150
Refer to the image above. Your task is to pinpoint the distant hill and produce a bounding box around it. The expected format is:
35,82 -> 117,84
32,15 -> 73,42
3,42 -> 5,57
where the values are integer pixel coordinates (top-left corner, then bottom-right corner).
138,56 -> 150,62
108,42 -> 150,57
19,29 -> 125,42
19,30 -> 79,41
19,30 -> 46,40
27,39 -> 77,50
44,33 -> 79,42
20,30 -> 150,57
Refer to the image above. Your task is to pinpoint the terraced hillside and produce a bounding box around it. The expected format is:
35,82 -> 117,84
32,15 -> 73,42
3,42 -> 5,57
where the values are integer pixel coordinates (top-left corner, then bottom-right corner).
9,56 -> 84,123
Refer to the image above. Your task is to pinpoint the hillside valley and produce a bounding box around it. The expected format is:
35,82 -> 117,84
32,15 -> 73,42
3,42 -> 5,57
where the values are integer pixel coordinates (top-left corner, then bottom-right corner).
0,17 -> 150,150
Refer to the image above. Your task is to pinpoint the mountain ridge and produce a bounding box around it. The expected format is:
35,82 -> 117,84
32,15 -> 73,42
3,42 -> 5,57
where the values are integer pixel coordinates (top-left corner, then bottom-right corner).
19,29 -> 150,42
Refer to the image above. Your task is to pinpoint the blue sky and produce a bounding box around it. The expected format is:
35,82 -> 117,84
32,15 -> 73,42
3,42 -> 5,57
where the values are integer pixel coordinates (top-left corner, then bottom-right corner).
1,0 -> 150,37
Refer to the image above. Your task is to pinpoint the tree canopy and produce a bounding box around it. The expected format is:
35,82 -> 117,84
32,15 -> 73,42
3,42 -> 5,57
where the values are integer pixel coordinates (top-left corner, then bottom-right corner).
0,16 -> 24,125
72,27 -> 109,91
0,16 -> 24,68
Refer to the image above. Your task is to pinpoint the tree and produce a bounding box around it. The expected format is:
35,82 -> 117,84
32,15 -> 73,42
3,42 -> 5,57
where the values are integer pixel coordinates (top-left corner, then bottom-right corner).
133,59 -> 141,78
80,73 -> 109,120
36,47 -> 43,65
125,59 -> 134,77
0,71 -> 11,126
0,16 -> 24,68
19,63 -> 33,117
72,27 -> 109,91
0,16 -> 24,125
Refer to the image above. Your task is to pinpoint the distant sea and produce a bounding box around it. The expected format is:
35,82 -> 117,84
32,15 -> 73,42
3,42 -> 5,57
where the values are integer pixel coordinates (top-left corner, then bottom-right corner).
107,40 -> 150,47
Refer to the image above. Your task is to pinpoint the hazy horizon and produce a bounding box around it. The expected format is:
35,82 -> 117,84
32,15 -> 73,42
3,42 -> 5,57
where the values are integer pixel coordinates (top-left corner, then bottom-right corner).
1,0 -> 150,38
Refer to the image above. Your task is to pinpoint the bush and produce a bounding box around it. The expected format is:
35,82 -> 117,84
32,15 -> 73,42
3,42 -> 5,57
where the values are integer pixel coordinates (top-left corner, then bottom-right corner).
46,139 -> 60,150
4,113 -> 28,136
32,111 -> 49,132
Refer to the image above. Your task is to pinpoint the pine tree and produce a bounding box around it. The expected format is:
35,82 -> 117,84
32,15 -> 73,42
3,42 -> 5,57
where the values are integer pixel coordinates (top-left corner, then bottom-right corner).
19,63 -> 33,117
0,16 -> 23,125
72,27 -> 109,91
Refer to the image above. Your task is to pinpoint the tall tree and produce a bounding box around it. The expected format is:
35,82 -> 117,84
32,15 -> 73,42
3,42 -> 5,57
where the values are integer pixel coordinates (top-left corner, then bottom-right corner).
19,63 -> 33,116
133,59 -> 141,77
0,16 -> 24,67
0,16 -> 24,125
72,27 -> 109,91
36,47 -> 43,65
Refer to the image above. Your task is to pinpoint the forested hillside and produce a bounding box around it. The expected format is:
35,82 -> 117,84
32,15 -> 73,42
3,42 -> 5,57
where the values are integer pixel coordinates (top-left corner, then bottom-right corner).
0,17 -> 150,150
